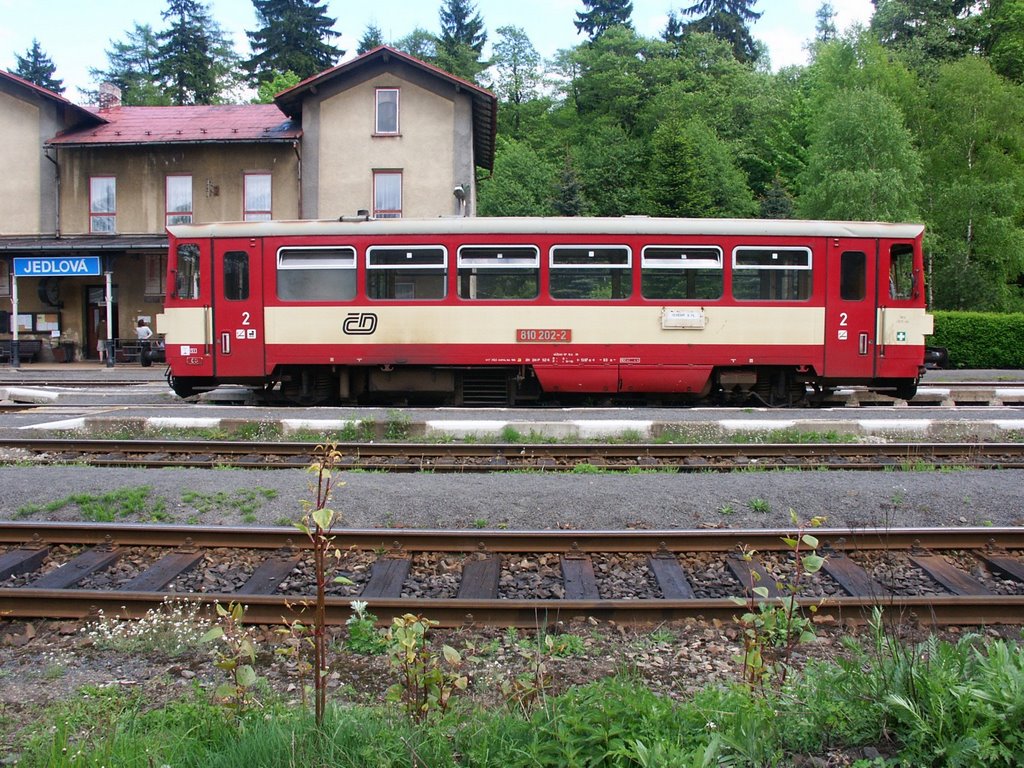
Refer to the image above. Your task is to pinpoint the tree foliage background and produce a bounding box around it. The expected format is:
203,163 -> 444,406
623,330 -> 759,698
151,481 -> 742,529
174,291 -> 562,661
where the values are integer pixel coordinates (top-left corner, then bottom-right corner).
9,0 -> 1024,311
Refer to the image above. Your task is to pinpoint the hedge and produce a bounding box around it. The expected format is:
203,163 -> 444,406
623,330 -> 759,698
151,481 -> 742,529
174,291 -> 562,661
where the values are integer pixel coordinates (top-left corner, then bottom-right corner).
929,311 -> 1024,369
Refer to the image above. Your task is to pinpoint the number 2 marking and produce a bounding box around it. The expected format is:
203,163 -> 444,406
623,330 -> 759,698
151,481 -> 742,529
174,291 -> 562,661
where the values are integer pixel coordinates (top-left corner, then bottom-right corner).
839,312 -> 848,327
241,311 -> 251,326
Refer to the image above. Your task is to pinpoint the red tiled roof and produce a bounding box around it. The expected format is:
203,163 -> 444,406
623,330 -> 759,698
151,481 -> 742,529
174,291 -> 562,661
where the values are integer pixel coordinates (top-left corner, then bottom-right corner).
47,104 -> 300,146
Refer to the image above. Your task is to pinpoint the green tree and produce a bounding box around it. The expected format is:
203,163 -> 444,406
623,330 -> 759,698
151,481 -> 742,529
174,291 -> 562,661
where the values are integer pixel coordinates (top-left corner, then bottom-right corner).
244,0 -> 342,86
477,136 -> 557,216
157,0 -> 240,104
648,117 -> 756,217
574,0 -> 634,41
814,2 -> 838,43
88,24 -> 169,106
797,88 -> 922,222
491,26 -> 542,135
11,39 -> 64,93
253,70 -> 301,103
986,0 -> 1024,82
394,28 -> 438,61
554,153 -> 586,216
870,0 -> 985,69
760,175 -> 796,219
920,57 -> 1024,311
357,24 -> 386,55
435,0 -> 488,82
679,0 -> 763,64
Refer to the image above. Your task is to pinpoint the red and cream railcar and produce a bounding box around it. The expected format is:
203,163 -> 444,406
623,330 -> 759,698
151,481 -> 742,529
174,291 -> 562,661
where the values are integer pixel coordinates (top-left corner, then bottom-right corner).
156,217 -> 932,405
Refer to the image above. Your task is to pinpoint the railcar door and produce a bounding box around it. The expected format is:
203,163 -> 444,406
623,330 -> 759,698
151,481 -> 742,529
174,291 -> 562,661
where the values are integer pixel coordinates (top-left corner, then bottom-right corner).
212,238 -> 265,378
824,239 -> 877,379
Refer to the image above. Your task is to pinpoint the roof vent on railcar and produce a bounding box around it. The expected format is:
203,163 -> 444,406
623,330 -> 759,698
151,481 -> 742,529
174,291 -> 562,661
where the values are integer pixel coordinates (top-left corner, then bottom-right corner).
339,210 -> 373,222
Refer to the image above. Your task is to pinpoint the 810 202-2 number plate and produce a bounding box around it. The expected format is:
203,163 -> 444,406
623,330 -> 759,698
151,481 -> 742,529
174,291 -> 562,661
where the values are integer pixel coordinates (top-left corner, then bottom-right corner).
516,328 -> 572,343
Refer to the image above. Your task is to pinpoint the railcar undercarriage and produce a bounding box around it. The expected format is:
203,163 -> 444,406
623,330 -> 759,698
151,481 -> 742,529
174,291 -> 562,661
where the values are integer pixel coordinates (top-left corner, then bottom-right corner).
168,363 -> 919,408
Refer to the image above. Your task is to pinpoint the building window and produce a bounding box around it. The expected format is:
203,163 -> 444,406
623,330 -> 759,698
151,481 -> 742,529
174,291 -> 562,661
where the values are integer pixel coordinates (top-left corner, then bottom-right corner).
373,171 -> 402,218
90,176 -> 116,233
375,88 -> 399,134
244,173 -> 272,221
166,175 -> 193,226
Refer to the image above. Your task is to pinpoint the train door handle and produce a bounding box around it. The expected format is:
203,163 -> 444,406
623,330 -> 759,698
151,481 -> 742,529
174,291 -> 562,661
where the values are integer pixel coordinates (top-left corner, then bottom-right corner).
859,332 -> 869,355
221,332 -> 231,355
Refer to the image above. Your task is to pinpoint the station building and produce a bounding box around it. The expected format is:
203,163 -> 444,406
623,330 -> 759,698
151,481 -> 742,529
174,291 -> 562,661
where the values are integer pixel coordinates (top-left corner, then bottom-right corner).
0,46 -> 497,363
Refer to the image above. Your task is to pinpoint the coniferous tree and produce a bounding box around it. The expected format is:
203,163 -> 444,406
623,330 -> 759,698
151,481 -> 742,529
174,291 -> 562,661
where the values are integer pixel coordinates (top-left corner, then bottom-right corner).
679,0 -> 763,64
245,0 -> 342,85
436,0 -> 488,81
815,2 -> 838,43
88,24 -> 168,105
157,0 -> 239,104
357,24 -> 386,55
575,0 -> 634,41
11,39 -> 64,93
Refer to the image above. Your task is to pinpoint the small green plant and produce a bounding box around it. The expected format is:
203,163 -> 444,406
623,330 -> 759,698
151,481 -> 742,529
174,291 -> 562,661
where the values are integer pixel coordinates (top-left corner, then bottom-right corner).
472,518 -> 489,529
202,601 -> 263,717
732,511 -> 827,693
747,497 -> 772,514
384,410 -> 412,441
571,462 -> 602,474
718,503 -> 736,516
345,600 -> 387,655
86,597 -> 206,655
385,613 -> 468,722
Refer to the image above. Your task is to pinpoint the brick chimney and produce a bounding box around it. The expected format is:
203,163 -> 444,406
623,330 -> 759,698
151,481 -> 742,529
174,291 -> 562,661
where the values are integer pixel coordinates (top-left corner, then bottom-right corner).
98,82 -> 122,111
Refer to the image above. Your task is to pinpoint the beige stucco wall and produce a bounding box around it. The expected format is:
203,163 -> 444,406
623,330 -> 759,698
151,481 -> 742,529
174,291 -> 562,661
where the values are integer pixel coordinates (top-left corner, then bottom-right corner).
311,72 -> 465,219
57,144 -> 300,235
0,91 -> 45,235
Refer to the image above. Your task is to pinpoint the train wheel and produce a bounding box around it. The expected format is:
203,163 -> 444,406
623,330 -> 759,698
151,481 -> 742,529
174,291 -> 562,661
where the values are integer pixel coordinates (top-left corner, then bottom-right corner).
280,369 -> 336,406
168,375 -> 205,399
894,379 -> 918,401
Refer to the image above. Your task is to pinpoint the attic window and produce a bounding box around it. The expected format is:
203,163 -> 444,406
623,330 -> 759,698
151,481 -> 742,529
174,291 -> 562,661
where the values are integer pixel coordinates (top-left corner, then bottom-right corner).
375,88 -> 399,135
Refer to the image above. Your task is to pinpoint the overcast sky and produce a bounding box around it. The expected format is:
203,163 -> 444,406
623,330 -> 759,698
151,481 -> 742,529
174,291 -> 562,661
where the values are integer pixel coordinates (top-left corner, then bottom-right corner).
1,0 -> 875,101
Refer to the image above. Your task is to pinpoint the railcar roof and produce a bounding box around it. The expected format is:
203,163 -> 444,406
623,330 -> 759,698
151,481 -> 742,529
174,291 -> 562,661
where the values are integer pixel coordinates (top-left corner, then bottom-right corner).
168,217 -> 925,241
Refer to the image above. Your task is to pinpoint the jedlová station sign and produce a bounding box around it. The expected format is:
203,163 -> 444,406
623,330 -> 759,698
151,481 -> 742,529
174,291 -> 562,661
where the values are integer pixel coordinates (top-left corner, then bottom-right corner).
13,257 -> 103,277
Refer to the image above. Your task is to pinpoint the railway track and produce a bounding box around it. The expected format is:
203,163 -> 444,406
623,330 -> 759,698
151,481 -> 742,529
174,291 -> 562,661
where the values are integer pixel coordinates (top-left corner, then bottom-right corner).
2,437 -> 1024,471
1,523 -> 1022,628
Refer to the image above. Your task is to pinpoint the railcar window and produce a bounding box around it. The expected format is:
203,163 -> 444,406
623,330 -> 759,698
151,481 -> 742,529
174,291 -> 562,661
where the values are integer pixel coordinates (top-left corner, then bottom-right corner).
277,247 -> 356,301
223,251 -> 249,301
367,246 -> 447,300
889,244 -> 915,299
457,246 -> 539,300
174,244 -> 201,300
732,247 -> 812,301
840,251 -> 867,301
641,246 -> 722,300
549,246 -> 632,300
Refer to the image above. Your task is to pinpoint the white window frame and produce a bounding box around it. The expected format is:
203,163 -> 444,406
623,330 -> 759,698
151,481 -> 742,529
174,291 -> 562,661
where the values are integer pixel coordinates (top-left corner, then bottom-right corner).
375,88 -> 400,134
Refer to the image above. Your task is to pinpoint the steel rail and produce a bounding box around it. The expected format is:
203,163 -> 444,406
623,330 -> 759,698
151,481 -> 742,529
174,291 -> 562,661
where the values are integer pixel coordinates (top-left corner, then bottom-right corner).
2,438 -> 1024,471
2,524 -> 1023,627
2,522 -> 1023,553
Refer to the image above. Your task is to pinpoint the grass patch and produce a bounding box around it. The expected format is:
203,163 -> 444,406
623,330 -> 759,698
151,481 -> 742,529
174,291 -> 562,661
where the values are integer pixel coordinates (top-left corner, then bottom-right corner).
180,487 -> 278,518
20,486 -> 167,522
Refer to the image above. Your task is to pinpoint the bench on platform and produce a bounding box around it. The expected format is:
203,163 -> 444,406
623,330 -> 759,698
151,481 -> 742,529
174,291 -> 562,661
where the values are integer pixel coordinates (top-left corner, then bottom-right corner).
0,339 -> 44,363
